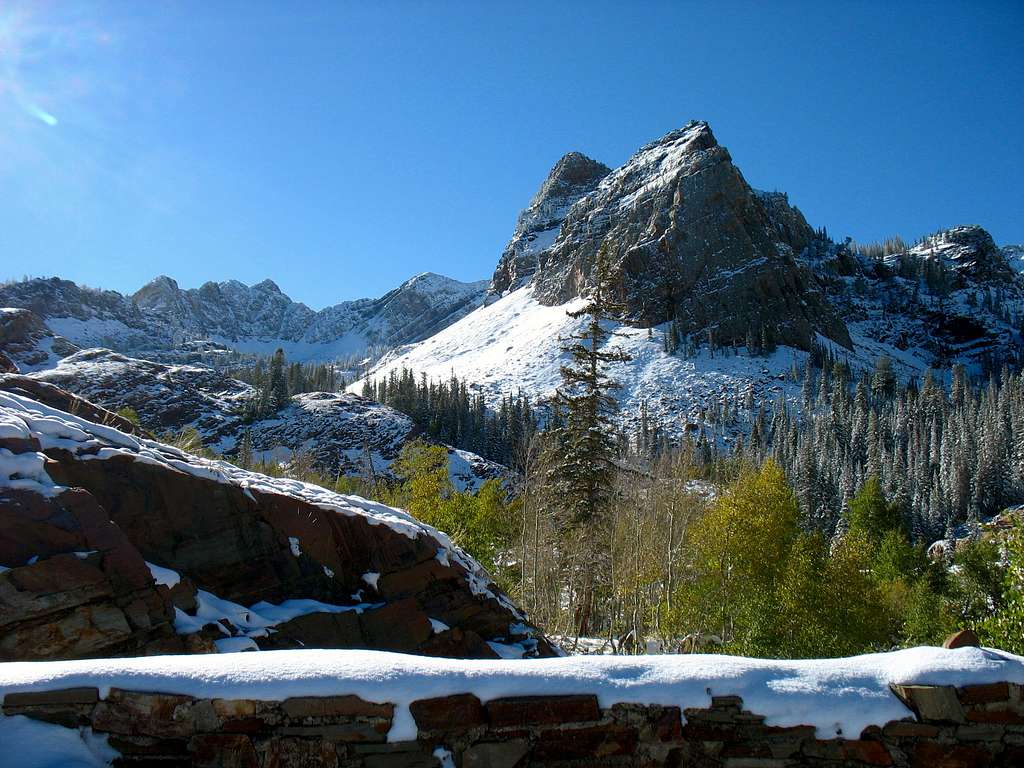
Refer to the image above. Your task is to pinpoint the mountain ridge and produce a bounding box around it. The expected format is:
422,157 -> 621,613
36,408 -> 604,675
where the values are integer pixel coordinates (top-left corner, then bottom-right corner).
0,271 -> 487,363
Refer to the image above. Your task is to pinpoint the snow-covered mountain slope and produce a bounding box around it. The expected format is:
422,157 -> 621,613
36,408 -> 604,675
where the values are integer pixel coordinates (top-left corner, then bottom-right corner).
0,271 -> 487,364
354,285 -> 823,438
26,348 -> 505,490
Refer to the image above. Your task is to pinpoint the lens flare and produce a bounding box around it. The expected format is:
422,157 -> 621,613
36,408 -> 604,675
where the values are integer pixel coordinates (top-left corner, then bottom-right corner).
25,102 -> 57,126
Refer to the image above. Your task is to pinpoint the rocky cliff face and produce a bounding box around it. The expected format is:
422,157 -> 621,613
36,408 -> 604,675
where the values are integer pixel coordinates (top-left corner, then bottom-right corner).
0,308 -> 80,372
0,379 -> 550,661
490,152 -> 610,295
520,122 -> 850,349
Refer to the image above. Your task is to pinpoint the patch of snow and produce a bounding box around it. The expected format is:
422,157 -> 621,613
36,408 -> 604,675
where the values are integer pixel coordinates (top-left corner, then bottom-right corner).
214,637 -> 260,653
487,641 -> 528,660
0,715 -> 118,768
172,589 -> 381,641
432,747 -> 455,768
429,618 -> 450,634
145,562 -> 181,588
361,571 -> 380,589
288,537 -> 301,557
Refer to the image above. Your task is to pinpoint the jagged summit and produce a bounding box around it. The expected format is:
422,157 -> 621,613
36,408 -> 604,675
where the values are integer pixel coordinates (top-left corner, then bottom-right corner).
0,271 -> 488,362
489,151 -> 611,295
501,119 -> 849,349
533,151 -> 611,207
252,278 -> 285,294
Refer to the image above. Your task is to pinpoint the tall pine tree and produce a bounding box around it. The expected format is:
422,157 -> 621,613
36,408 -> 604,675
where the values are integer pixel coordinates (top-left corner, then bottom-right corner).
547,245 -> 632,635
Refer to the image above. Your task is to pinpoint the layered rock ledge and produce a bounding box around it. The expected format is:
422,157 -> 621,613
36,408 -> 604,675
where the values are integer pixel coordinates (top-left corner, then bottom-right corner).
0,381 -> 550,661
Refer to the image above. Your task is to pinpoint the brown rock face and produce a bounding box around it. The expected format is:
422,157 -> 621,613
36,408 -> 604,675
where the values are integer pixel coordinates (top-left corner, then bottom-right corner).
0,307 -> 79,370
528,121 -> 851,350
0,488 -> 181,660
0,384 -> 551,660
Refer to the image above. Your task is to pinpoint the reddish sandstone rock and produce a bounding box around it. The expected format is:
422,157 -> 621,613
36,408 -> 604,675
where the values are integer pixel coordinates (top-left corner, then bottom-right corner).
944,629 -> 981,649
409,694 -> 485,732
0,383 -> 552,660
486,695 -> 601,728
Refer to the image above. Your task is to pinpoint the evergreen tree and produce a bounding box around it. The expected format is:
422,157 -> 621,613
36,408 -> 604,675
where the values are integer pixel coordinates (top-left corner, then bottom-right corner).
547,246 -> 631,635
269,348 -> 290,410
548,246 -> 632,527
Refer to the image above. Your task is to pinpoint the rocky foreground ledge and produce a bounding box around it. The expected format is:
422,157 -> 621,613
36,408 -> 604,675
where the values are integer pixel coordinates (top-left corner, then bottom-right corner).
0,376 -> 550,661
1,646 -> 1022,766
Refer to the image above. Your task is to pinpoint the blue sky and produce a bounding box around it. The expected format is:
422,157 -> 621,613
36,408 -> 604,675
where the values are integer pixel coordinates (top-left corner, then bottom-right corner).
1,1 -> 1021,309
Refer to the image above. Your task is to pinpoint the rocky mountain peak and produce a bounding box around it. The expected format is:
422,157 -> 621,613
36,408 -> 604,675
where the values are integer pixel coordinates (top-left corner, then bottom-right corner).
132,275 -> 183,312
253,278 -> 285,294
489,151 -> 611,295
519,120 -> 849,350
535,151 -> 611,203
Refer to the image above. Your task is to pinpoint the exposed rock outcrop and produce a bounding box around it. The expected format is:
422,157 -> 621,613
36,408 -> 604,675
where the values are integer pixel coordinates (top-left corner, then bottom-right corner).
241,391 -> 506,491
490,152 -> 610,295
0,384 -> 551,661
32,349 -> 254,444
26,350 -> 506,489
0,307 -> 80,372
528,122 -> 850,349
905,225 -> 1017,284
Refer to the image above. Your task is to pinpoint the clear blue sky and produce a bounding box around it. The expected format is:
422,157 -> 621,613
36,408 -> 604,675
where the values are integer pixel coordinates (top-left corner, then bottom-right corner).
1,1 -> 1021,309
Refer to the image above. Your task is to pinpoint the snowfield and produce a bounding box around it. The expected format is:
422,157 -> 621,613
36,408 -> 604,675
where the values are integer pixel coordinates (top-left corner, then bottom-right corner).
0,645 -> 1022,765
352,285 -> 933,440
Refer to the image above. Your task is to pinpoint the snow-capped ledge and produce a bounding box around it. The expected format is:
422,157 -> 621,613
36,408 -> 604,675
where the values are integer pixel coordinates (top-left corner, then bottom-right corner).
2,646 -> 1022,747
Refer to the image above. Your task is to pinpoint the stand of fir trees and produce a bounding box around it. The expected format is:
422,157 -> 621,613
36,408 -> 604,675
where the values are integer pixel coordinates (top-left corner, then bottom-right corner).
738,360 -> 1024,541
360,368 -> 538,467
227,348 -> 344,421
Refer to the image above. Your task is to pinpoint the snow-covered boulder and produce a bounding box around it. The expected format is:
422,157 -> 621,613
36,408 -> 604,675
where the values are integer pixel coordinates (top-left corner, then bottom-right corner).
0,384 -> 551,661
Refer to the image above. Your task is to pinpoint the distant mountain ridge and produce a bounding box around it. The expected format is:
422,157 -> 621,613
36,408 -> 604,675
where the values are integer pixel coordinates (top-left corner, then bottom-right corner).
0,271 -> 487,362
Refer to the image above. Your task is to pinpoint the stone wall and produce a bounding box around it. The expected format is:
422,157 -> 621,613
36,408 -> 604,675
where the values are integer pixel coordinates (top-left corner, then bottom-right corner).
4,682 -> 1022,766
